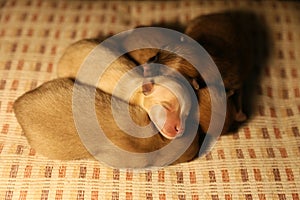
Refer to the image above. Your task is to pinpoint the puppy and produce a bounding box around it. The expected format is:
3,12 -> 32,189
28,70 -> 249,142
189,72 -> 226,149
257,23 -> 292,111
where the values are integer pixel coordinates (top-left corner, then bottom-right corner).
13,78 -> 200,168
184,12 -> 265,122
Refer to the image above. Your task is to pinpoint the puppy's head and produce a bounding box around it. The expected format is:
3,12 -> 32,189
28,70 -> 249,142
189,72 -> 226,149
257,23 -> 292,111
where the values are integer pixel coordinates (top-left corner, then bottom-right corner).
142,76 -> 191,140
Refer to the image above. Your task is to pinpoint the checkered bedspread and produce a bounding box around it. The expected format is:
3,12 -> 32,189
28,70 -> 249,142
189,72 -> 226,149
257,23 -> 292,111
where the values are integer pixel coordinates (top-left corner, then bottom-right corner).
0,1 -> 300,199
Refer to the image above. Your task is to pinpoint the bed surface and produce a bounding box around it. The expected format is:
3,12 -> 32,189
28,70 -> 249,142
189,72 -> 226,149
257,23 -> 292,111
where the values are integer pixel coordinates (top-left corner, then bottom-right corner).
0,1 -> 300,199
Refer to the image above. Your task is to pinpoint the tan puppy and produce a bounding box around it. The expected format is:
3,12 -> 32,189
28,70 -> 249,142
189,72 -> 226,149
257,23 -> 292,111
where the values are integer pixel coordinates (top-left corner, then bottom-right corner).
57,39 -> 192,139
14,78 -> 200,168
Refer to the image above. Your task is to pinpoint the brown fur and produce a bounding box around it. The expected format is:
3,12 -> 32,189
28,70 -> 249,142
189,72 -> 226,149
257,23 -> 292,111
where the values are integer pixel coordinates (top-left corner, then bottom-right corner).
184,11 -> 267,123
13,78 -> 200,166
198,87 -> 237,134
184,12 -> 253,90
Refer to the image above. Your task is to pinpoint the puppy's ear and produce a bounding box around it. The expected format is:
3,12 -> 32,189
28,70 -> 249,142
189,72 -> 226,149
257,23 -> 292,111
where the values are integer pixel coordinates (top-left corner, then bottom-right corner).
142,79 -> 154,96
235,110 -> 247,122
226,89 -> 235,98
191,79 -> 200,90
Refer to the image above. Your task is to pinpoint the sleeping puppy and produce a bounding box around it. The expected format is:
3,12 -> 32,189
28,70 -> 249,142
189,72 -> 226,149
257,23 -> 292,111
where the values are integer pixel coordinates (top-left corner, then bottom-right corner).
13,78 -> 200,168
184,11 -> 267,122
57,39 -> 192,139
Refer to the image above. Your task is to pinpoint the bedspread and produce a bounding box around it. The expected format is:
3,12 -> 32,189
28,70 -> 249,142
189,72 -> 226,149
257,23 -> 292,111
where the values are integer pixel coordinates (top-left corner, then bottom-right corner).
0,0 -> 300,199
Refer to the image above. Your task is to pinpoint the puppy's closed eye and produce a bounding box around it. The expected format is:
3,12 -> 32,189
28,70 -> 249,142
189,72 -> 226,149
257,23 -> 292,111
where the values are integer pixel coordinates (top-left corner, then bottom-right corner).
147,52 -> 160,63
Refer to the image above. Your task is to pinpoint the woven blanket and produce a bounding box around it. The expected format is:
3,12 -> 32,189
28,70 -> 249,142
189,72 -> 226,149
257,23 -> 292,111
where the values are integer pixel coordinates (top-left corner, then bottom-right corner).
0,0 -> 299,199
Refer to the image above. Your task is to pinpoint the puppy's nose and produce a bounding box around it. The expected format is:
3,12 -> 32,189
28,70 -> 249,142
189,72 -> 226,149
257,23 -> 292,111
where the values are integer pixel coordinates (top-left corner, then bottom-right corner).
175,124 -> 184,136
160,122 -> 185,140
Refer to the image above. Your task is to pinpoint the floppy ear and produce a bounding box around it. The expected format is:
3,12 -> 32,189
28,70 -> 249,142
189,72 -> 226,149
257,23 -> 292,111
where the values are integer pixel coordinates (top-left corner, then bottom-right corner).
142,79 -> 154,96
226,89 -> 235,98
191,79 -> 200,90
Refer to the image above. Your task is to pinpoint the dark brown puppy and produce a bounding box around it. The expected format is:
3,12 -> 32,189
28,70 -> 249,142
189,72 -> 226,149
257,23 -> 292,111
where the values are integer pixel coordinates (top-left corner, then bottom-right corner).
14,78 -> 200,168
184,11 -> 269,123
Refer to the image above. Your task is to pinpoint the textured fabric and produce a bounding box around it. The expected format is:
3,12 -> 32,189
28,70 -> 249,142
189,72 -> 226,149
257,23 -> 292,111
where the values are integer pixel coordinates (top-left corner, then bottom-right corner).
1,0 -> 300,199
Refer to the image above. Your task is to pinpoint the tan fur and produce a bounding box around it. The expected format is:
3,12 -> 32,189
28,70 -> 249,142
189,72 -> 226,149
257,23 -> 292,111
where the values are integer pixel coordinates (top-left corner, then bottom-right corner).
13,78 -> 200,166
57,39 -> 102,78
122,28 -> 180,65
57,39 -> 136,96
128,48 -> 159,65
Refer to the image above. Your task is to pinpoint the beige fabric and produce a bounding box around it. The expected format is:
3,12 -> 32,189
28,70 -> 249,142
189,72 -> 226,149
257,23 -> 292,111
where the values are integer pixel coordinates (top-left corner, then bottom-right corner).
0,0 -> 300,199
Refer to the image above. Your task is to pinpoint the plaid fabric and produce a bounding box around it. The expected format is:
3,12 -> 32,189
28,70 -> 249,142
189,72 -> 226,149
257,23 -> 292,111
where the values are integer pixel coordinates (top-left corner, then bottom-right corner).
1,0 -> 300,199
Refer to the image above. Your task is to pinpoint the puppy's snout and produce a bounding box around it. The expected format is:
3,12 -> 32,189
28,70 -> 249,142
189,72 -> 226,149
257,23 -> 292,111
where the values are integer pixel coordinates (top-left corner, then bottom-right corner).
160,120 -> 185,139
148,104 -> 186,139
175,123 -> 184,135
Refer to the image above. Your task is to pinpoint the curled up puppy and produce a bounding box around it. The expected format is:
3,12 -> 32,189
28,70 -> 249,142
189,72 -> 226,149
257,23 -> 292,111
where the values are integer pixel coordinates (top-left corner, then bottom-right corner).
13,78 -> 200,168
14,38 -> 200,168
